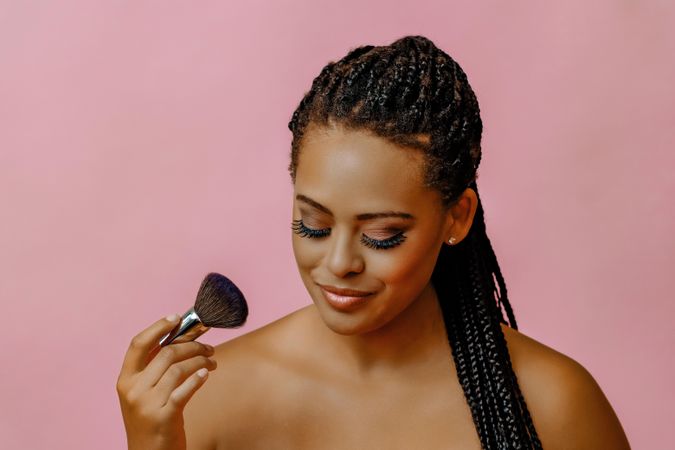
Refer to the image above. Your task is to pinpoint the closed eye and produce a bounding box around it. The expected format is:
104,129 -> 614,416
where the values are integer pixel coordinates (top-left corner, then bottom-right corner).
291,219 -> 407,250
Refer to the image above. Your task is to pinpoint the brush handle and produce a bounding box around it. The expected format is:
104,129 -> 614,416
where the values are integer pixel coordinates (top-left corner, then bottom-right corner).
159,306 -> 210,346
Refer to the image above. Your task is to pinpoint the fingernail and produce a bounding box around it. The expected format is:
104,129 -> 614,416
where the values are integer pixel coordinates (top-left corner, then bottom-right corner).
165,313 -> 180,322
197,368 -> 208,377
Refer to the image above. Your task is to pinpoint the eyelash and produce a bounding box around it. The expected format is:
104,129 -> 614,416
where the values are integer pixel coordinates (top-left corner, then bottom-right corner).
291,219 -> 407,250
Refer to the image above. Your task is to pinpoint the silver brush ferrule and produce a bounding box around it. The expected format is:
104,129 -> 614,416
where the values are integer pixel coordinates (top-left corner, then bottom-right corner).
159,306 -> 210,346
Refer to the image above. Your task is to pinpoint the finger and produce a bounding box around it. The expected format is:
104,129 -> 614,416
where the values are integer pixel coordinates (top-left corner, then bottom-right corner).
162,367 -> 210,412
153,355 -> 217,406
119,314 -> 181,378
136,341 -> 214,390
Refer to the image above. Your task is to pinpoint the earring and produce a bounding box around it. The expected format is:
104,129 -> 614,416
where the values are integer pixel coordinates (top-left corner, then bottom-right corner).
447,236 -> 457,245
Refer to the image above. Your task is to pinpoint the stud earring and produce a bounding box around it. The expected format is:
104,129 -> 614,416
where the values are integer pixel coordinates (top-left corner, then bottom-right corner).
447,237 -> 457,245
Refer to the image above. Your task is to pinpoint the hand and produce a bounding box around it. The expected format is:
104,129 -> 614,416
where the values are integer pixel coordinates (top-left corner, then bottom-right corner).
116,315 -> 218,450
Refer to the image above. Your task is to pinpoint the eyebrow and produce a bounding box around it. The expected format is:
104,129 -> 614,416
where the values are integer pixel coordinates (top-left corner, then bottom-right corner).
295,194 -> 416,221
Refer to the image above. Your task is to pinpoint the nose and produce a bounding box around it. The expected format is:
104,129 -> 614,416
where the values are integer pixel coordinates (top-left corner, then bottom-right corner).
325,228 -> 365,277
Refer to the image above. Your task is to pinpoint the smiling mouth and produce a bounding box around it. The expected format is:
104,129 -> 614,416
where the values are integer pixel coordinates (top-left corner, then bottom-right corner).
316,283 -> 375,312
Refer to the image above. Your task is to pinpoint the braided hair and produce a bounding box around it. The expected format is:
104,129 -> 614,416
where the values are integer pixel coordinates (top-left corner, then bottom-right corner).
286,35 -> 543,449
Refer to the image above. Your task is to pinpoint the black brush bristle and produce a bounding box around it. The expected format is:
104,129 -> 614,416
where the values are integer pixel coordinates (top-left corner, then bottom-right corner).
193,272 -> 248,328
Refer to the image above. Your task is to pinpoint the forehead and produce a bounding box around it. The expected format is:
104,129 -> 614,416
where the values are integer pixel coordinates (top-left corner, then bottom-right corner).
295,126 -> 437,210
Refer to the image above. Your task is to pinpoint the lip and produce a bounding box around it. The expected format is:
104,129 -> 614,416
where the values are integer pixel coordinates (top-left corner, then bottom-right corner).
317,283 -> 373,297
317,283 -> 375,312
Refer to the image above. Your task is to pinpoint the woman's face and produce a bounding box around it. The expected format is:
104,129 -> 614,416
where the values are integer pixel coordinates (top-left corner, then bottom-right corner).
291,123 -> 458,336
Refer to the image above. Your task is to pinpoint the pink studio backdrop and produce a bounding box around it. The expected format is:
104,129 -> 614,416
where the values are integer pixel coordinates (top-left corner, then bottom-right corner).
1,1 -> 673,449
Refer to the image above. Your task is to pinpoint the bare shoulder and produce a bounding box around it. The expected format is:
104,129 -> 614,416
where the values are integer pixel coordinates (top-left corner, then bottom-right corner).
500,323 -> 631,450
183,306 -> 309,450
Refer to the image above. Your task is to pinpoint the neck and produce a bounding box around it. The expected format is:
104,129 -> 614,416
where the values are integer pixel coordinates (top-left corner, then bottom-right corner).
308,282 -> 452,381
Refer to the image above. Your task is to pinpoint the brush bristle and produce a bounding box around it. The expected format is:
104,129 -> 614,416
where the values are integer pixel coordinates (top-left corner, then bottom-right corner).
193,272 -> 248,328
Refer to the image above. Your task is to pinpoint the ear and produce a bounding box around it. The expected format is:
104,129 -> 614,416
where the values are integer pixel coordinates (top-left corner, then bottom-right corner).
442,187 -> 478,245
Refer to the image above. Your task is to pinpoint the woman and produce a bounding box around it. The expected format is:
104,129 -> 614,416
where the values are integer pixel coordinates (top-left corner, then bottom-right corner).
117,35 -> 631,449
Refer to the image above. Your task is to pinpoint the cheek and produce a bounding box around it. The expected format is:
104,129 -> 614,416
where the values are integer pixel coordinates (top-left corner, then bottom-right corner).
292,235 -> 320,271
372,238 -> 439,287
366,240 -> 440,322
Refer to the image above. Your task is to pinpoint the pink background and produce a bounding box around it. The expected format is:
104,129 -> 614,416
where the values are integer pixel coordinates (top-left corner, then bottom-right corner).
1,1 -> 673,448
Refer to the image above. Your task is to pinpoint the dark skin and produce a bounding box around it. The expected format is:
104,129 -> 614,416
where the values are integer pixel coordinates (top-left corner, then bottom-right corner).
181,124 -> 631,449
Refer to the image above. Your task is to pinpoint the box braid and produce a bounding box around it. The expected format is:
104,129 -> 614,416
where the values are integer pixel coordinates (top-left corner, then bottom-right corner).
287,35 -> 543,449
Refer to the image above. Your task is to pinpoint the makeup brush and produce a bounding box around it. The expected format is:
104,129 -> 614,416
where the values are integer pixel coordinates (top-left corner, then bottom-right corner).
159,272 -> 248,346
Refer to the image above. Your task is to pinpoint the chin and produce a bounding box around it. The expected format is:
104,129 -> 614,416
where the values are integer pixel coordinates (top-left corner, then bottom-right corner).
312,299 -> 385,336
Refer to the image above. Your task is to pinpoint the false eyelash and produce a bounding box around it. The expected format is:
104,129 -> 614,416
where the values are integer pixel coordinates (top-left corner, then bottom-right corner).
291,219 -> 406,250
361,232 -> 406,250
291,219 -> 330,238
